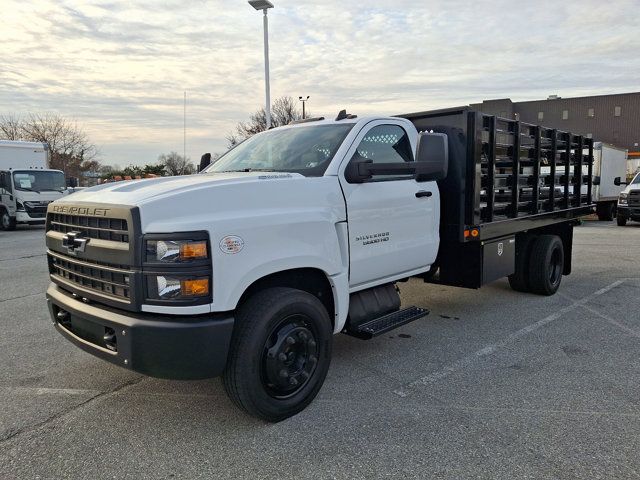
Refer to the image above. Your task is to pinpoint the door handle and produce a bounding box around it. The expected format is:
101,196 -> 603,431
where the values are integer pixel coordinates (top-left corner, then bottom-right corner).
415,191 -> 432,198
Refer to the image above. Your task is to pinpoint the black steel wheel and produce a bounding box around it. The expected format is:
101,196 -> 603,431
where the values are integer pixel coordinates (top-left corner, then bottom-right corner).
617,214 -> 627,226
528,235 -> 564,296
223,287 -> 332,422
261,314 -> 320,399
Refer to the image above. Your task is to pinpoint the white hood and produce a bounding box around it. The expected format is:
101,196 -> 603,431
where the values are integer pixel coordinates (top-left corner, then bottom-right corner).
52,172 -> 347,234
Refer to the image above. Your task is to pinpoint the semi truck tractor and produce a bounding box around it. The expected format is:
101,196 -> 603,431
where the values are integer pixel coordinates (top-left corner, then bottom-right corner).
0,140 -> 66,230
44,107 -> 594,421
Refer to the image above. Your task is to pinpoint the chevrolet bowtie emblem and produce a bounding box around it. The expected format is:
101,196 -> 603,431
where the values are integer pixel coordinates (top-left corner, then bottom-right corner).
62,231 -> 89,255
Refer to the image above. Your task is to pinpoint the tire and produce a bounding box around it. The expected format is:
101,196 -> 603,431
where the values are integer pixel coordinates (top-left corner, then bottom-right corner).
223,287 -> 332,422
596,203 -> 614,221
508,235 -> 535,292
0,209 -> 16,231
617,215 -> 627,227
528,235 -> 564,296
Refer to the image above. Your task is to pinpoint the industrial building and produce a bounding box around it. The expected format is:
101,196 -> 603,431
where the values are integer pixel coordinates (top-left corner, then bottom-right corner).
472,92 -> 640,174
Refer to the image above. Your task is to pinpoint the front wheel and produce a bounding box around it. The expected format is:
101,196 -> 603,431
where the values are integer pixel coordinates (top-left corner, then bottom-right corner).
223,287 -> 332,422
617,215 -> 627,226
1,210 -> 16,231
528,235 -> 564,296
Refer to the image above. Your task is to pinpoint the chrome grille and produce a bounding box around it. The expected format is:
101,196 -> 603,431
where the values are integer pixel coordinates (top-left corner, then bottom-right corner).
49,252 -> 131,301
49,213 -> 129,243
629,190 -> 640,207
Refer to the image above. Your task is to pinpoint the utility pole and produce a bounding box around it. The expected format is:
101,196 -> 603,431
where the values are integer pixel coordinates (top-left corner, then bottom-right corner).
299,96 -> 310,119
183,91 -> 186,161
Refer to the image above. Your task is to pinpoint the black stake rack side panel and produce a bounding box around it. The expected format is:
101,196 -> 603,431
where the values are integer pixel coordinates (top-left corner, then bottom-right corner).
397,107 -> 594,289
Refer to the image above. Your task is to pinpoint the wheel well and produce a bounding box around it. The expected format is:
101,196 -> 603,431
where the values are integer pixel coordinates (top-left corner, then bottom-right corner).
519,222 -> 574,275
238,268 -> 335,327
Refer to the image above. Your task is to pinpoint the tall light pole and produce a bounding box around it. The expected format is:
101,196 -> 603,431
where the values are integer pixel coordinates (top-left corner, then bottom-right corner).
299,95 -> 309,119
248,0 -> 274,129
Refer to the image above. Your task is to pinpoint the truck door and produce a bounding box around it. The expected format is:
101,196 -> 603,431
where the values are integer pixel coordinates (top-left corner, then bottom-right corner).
339,121 -> 439,288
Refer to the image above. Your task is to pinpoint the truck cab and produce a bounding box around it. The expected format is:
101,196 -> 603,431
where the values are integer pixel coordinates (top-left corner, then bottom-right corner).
615,172 -> 640,226
44,109 -> 594,421
0,140 -> 66,230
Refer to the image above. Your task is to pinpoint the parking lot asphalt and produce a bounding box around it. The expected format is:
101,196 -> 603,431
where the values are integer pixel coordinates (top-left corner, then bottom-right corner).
1,220 -> 639,479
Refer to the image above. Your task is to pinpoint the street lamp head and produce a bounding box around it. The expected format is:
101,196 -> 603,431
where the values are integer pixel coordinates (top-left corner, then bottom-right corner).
248,0 -> 274,10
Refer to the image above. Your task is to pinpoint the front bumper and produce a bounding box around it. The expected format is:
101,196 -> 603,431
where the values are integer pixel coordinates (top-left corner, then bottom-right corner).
46,284 -> 234,380
617,206 -> 640,220
16,211 -> 45,224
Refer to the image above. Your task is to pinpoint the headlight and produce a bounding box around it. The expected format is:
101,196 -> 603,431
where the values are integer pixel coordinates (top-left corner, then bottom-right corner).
147,274 -> 210,301
142,232 -> 212,305
619,193 -> 628,205
145,238 -> 209,264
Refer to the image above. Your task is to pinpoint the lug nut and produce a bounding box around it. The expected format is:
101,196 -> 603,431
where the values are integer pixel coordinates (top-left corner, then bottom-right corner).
308,355 -> 317,364
278,353 -> 287,362
279,369 -> 289,378
308,340 -> 317,349
289,377 -> 299,386
285,336 -> 295,345
298,331 -> 308,341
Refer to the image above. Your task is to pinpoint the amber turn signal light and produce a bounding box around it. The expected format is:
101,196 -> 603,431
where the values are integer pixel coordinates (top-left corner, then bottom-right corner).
181,278 -> 210,296
179,241 -> 208,260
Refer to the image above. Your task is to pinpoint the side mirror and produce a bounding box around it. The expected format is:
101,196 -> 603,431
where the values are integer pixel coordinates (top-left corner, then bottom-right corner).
415,132 -> 448,182
199,153 -> 212,172
593,176 -> 601,186
614,176 -> 627,186
344,156 -> 373,184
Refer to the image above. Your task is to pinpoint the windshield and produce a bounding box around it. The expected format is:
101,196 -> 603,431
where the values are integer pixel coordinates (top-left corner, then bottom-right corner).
12,170 -> 65,193
204,124 -> 354,177
632,173 -> 640,185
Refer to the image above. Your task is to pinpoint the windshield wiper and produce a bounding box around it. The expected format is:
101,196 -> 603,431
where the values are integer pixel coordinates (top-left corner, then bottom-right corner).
16,187 -> 40,194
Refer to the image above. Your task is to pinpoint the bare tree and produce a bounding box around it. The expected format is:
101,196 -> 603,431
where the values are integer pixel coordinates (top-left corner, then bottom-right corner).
0,113 -> 99,179
158,152 -> 195,176
0,114 -> 22,140
226,96 -> 304,148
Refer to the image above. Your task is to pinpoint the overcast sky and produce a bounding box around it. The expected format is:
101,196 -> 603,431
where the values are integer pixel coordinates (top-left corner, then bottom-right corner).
2,0 -> 639,167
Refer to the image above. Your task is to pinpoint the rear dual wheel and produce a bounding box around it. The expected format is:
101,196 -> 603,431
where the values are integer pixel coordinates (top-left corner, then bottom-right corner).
509,234 -> 564,296
223,287 -> 332,422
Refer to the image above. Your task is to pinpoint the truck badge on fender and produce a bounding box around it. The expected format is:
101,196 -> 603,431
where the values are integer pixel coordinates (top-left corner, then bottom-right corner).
355,232 -> 390,246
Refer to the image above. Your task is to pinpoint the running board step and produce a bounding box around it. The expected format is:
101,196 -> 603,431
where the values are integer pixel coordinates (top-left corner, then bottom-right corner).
345,306 -> 429,339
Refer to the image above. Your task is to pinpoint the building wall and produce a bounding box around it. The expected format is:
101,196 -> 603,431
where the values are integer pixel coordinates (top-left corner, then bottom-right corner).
472,92 -> 640,154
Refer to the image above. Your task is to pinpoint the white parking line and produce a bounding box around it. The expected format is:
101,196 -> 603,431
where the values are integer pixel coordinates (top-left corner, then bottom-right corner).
3,387 -> 101,396
581,303 -> 640,339
392,279 -> 627,398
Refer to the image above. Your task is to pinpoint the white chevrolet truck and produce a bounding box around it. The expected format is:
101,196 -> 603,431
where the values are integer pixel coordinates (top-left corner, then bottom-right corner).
45,108 -> 594,421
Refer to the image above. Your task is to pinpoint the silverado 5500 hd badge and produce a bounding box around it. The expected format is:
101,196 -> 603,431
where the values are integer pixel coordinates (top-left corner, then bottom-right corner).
355,232 -> 390,246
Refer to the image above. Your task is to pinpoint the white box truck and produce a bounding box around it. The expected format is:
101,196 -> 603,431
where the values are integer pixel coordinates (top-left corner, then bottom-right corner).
591,142 -> 628,221
0,140 -> 66,230
44,108 -> 595,421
